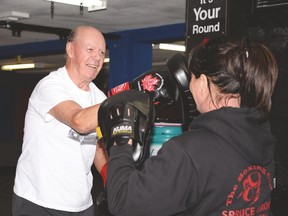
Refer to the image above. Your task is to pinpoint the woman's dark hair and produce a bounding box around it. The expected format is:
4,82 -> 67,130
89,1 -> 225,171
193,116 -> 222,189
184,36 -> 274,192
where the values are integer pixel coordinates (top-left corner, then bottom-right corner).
188,36 -> 278,113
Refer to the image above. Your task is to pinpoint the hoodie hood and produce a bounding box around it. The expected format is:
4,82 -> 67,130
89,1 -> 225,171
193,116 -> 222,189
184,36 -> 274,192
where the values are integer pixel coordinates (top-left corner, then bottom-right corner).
190,107 -> 277,165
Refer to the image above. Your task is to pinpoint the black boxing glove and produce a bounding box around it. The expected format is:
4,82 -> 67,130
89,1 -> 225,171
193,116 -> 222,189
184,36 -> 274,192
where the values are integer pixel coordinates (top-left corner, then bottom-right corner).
96,90 -> 155,207
98,90 -> 155,168
108,69 -> 180,107
166,53 -> 200,130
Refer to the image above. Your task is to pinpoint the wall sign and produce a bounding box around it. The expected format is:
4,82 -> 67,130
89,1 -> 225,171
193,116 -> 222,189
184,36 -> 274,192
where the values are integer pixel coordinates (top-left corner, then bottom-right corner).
186,0 -> 227,54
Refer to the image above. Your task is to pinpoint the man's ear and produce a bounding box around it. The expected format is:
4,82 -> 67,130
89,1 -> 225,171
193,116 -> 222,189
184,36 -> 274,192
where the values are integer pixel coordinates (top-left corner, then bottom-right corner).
66,42 -> 73,58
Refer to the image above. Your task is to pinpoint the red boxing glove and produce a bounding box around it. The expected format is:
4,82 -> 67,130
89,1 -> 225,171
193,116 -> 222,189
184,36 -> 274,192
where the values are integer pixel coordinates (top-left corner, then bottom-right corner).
108,69 -> 179,107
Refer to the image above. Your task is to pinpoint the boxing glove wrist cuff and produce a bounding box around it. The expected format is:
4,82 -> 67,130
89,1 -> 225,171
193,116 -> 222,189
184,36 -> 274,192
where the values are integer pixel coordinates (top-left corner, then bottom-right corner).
100,162 -> 108,187
108,82 -> 130,96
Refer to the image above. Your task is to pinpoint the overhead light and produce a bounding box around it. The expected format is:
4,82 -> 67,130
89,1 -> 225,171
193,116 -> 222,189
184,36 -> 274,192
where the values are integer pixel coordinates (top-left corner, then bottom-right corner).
46,0 -> 107,12
1,63 -> 35,71
1,63 -> 48,71
0,11 -> 29,21
158,43 -> 186,52
104,58 -> 110,63
1,55 -> 50,71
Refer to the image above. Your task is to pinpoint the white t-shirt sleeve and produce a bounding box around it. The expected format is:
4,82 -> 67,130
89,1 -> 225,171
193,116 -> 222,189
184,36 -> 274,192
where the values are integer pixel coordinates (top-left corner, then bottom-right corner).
89,82 -> 107,104
29,74 -> 73,123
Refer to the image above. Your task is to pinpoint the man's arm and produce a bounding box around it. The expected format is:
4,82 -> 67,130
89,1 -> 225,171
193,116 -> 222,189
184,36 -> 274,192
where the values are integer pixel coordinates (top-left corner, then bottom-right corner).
94,139 -> 109,184
49,100 -> 101,134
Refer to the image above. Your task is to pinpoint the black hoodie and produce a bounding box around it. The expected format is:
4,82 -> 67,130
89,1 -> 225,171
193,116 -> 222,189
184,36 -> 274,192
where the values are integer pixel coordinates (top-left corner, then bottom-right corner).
107,107 -> 277,216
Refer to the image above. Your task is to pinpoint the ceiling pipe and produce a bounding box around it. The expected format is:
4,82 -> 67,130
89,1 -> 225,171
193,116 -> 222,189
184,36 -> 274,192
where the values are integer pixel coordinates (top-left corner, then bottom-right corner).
0,21 -> 121,40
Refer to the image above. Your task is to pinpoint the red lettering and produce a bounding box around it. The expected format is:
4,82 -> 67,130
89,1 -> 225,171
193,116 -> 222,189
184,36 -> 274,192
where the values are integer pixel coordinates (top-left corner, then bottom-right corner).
250,207 -> 255,215
226,184 -> 238,206
260,167 -> 267,175
238,173 -> 244,182
226,199 -> 233,206
257,201 -> 271,212
243,169 -> 248,175
266,172 -> 273,190
222,207 -> 255,216
251,165 -> 257,170
248,166 -> 253,171
267,172 -> 271,180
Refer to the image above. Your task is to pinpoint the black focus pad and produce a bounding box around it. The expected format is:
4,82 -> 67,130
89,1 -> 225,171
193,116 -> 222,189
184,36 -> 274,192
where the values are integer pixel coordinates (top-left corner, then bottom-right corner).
98,90 -> 155,168
166,53 -> 200,130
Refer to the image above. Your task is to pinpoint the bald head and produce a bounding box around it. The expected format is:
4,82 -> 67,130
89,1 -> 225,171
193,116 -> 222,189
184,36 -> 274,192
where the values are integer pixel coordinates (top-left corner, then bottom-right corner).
65,26 -> 106,87
67,26 -> 105,44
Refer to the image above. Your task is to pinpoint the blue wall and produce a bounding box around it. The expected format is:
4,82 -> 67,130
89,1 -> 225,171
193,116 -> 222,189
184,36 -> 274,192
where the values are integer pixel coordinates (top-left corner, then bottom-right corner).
0,23 -> 185,88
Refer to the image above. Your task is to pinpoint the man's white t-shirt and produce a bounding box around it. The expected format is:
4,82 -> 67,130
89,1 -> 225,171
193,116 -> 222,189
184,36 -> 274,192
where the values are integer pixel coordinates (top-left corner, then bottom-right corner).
13,67 -> 107,212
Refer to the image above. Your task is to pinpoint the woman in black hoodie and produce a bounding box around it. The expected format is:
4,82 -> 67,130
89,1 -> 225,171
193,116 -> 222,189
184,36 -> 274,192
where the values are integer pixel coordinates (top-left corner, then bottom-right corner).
98,36 -> 279,216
